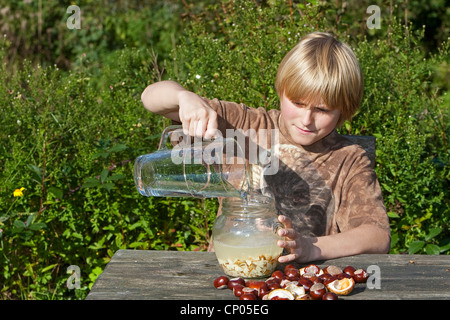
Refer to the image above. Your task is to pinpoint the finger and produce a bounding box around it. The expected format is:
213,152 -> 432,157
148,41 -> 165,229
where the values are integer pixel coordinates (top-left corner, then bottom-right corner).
181,119 -> 190,136
278,215 -> 293,229
277,239 -> 298,249
277,227 -> 297,239
195,119 -> 207,138
204,112 -> 218,139
278,253 -> 298,264
188,120 -> 197,138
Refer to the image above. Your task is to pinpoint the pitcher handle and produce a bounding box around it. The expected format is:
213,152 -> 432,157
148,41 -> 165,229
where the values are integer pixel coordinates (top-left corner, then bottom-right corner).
158,125 -> 184,150
158,125 -> 228,151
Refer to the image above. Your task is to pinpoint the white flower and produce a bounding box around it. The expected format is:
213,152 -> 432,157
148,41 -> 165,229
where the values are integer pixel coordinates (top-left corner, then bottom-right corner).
195,74 -> 201,79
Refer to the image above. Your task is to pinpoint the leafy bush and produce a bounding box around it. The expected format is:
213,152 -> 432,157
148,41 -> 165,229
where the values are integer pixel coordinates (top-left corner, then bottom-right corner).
0,0 -> 448,300
0,39 -> 218,299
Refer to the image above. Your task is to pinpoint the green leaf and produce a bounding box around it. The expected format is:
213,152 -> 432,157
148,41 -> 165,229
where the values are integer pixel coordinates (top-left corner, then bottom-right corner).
106,174 -> 125,181
13,220 -> 26,230
100,169 -> 109,183
25,213 -> 36,227
108,143 -> 127,153
438,241 -> 450,253
72,232 -> 83,240
381,183 -> 392,192
387,211 -> 400,219
424,244 -> 441,255
408,240 -> 425,254
82,177 -> 100,188
27,164 -> 43,180
48,187 -> 63,200
41,263 -> 57,273
91,152 -> 109,159
29,222 -> 47,231
101,182 -> 115,191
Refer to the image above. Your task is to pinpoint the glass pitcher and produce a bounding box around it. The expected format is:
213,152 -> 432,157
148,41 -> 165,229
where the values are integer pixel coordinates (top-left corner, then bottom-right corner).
212,195 -> 284,278
134,125 -> 249,198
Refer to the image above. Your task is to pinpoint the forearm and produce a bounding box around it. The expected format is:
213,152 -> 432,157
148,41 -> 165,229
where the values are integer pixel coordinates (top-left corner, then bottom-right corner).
305,224 -> 391,262
140,80 -> 188,120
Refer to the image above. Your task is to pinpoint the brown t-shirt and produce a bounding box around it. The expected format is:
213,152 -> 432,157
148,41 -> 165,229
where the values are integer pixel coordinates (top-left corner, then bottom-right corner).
204,98 -> 390,238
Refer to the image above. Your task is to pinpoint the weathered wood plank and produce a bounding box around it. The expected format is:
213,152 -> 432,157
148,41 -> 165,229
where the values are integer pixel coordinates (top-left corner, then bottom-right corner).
87,250 -> 450,300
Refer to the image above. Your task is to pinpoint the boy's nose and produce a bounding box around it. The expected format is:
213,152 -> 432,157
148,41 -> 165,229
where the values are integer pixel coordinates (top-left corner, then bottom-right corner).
301,109 -> 313,127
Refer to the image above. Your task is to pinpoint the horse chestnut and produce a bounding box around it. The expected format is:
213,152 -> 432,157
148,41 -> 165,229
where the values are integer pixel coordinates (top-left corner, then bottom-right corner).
343,265 -> 356,278
213,276 -> 229,289
285,268 -> 300,281
309,283 -> 327,300
284,264 -> 297,273
353,269 -> 369,283
322,292 -> 338,300
232,284 -> 244,297
324,265 -> 343,276
240,292 -> 257,300
298,277 -> 313,292
227,277 -> 245,290
303,264 -> 321,275
271,270 -> 285,281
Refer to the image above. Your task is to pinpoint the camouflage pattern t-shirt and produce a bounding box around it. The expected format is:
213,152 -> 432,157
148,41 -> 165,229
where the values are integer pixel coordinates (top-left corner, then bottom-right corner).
205,98 -> 390,238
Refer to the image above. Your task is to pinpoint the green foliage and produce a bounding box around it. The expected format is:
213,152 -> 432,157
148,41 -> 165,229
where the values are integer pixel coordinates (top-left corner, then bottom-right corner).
0,37 -> 218,299
0,0 -> 185,70
0,0 -> 448,300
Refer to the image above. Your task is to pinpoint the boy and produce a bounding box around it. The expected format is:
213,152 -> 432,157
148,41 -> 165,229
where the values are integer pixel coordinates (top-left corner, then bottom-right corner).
141,32 -> 391,263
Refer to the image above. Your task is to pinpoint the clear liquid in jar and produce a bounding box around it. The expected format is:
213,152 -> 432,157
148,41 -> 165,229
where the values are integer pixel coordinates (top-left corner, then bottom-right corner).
214,233 -> 282,278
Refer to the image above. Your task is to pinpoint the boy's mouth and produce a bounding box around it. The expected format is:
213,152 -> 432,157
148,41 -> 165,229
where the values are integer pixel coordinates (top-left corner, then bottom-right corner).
295,125 -> 314,135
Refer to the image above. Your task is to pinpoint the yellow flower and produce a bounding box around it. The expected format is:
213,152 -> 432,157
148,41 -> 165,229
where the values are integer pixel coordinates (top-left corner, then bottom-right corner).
13,187 -> 25,197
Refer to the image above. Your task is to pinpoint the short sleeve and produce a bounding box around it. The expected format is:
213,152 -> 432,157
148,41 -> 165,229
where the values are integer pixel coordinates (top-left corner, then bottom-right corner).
335,152 -> 390,235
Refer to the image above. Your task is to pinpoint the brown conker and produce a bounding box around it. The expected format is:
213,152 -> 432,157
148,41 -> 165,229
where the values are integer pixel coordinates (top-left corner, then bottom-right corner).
304,264 -> 321,275
271,270 -> 285,281
232,284 -> 244,297
240,292 -> 257,300
265,278 -> 282,291
284,264 -> 297,273
213,276 -> 229,289
309,283 -> 327,300
227,277 -> 245,290
298,277 -> 313,292
337,273 -> 353,280
324,265 -> 343,276
353,269 -> 369,283
285,268 -> 300,281
343,265 -> 356,278
318,273 -> 334,285
302,272 -> 320,284
322,292 -> 338,300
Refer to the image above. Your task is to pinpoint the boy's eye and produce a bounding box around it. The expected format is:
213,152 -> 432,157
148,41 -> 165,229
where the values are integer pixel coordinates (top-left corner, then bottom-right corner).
293,101 -> 329,112
316,107 -> 329,113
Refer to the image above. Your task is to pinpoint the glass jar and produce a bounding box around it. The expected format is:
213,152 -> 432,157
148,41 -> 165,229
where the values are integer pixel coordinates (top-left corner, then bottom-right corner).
212,195 -> 284,279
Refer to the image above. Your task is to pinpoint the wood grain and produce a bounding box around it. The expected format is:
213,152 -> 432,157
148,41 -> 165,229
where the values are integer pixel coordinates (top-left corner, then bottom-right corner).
87,250 -> 450,300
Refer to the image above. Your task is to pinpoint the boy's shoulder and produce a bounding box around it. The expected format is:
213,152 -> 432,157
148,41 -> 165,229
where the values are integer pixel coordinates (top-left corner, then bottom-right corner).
324,131 -> 376,169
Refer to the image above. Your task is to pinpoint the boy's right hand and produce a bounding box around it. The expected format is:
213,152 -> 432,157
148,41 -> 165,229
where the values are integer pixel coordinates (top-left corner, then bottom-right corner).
178,90 -> 218,139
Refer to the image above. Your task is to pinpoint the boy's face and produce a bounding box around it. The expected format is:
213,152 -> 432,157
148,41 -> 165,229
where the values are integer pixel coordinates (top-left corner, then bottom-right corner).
280,93 -> 341,146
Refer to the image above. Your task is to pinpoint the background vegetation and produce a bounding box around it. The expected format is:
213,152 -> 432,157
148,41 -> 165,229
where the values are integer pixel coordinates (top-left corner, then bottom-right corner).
0,0 -> 448,299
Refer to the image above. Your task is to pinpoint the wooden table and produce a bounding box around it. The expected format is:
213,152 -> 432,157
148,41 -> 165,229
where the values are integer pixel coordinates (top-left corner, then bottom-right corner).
86,249 -> 450,300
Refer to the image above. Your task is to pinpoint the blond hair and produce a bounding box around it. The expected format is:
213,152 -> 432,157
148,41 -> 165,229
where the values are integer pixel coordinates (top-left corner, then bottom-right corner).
275,32 -> 363,126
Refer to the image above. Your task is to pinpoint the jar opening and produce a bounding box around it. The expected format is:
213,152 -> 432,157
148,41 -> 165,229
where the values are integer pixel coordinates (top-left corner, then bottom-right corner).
222,193 -> 275,213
